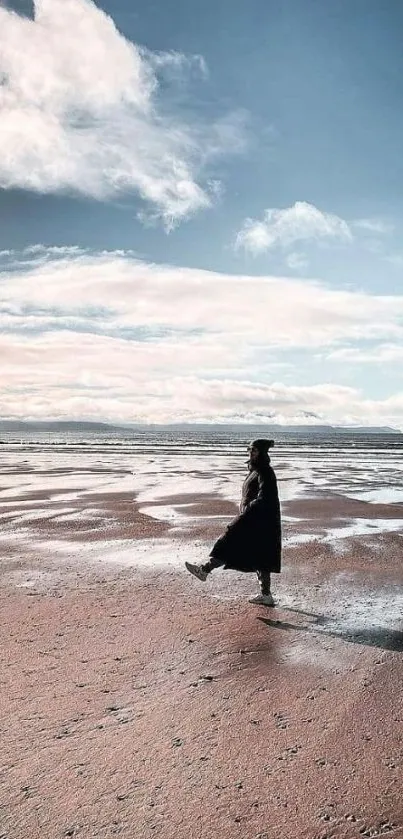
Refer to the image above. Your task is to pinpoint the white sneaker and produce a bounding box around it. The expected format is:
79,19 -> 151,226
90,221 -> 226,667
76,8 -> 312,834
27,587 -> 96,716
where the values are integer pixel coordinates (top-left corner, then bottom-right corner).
249,593 -> 275,607
185,562 -> 208,582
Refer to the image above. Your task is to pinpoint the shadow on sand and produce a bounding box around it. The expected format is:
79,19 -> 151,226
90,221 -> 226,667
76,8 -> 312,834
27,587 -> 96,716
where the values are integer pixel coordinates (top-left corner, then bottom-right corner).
257,607 -> 403,652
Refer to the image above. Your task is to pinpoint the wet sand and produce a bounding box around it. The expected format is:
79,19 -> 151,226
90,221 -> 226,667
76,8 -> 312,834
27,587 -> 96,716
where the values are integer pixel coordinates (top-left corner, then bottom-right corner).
1,466 -> 403,839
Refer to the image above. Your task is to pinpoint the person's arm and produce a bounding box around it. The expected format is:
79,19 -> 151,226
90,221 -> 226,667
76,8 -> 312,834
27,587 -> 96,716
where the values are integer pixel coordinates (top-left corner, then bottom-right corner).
239,471 -> 258,513
248,467 -> 277,508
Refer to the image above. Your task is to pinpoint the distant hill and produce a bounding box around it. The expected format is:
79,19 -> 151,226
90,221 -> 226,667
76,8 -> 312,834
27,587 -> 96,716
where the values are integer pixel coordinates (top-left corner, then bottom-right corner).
0,420 -> 128,433
0,420 -> 401,434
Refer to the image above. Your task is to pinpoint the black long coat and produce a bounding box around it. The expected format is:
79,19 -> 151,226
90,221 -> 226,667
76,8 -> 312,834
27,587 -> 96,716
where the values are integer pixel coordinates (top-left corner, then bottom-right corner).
210,460 -> 281,574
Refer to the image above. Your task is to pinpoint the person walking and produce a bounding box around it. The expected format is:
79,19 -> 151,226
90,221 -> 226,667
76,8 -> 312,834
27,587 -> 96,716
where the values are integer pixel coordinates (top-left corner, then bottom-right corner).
185,438 -> 281,606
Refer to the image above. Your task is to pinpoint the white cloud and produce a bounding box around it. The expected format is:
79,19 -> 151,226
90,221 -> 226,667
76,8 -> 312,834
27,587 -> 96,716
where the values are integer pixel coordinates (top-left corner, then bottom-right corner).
235,201 -> 352,255
1,248 -> 403,426
353,218 -> 394,235
326,344 -> 403,364
286,251 -> 308,272
0,0 -> 245,227
145,49 -> 208,80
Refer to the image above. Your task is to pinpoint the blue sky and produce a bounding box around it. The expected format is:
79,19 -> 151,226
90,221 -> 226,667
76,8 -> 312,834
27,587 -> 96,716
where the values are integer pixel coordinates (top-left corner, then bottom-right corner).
1,0 -> 403,426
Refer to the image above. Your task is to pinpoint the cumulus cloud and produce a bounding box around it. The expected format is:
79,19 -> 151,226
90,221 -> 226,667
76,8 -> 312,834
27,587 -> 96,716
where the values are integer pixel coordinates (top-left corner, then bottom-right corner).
1,248 -> 403,426
235,201 -> 353,255
0,0 -> 244,227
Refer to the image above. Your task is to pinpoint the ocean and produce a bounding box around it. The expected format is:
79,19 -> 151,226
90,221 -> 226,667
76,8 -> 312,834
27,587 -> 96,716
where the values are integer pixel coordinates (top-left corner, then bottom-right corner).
1,427 -> 402,506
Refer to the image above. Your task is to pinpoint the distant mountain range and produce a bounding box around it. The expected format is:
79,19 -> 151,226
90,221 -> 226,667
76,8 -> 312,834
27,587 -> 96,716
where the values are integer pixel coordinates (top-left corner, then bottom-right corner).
0,420 -> 401,434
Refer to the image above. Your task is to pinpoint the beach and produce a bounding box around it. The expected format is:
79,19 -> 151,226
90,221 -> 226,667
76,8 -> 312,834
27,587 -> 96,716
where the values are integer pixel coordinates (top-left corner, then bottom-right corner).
1,430 -> 402,839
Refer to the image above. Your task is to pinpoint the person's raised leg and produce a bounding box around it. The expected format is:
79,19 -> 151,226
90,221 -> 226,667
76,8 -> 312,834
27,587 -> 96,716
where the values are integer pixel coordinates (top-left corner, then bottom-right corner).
185,554 -> 224,582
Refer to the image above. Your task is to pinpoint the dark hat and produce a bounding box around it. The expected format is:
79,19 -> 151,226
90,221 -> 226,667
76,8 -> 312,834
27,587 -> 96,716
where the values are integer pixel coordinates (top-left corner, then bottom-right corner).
250,438 -> 275,453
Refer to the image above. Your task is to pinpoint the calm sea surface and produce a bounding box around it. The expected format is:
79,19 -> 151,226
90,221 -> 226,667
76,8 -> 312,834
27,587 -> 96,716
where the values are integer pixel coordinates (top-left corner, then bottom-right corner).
1,428 -> 402,503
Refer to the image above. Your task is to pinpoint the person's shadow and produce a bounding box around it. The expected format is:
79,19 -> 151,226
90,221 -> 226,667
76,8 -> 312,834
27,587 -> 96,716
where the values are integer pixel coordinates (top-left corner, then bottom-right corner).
257,607 -> 403,653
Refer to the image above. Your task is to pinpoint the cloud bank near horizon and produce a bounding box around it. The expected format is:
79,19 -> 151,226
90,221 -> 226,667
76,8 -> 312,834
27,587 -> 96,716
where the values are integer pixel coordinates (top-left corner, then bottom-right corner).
1,247 -> 403,428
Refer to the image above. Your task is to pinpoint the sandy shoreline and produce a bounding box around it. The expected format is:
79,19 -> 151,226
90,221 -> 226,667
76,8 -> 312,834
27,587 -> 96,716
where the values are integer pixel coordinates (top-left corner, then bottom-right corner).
1,460 -> 403,839
1,558 -> 403,839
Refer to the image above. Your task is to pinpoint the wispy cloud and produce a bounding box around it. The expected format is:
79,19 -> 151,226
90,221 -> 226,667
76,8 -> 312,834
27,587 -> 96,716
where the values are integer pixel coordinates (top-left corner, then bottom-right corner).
326,344 -> 403,364
145,49 -> 209,80
353,218 -> 394,235
286,251 -> 309,272
0,0 -> 245,228
235,201 -> 353,255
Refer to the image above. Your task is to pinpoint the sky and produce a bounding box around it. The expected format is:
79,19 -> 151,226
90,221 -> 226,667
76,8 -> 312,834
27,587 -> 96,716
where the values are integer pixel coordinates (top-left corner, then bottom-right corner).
1,0 -> 403,428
